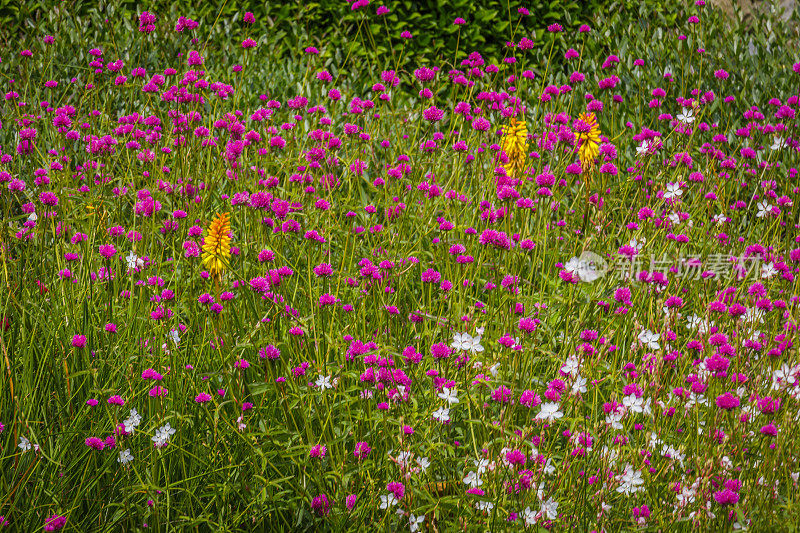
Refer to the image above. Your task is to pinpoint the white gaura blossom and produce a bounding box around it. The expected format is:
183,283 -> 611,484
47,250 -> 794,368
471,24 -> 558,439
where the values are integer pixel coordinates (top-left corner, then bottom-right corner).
315,374 -> 333,390
379,493 -> 397,510
409,514 -> 425,533
432,407 -> 450,423
450,332 -> 484,353
522,507 -> 538,527
462,471 -> 483,488
677,107 -> 695,124
437,387 -> 459,405
536,402 -> 564,422
664,182 -> 683,200
118,448 -> 133,465
638,329 -> 660,350
539,498 -> 559,520
616,464 -> 644,495
571,375 -> 587,395
623,394 -> 652,415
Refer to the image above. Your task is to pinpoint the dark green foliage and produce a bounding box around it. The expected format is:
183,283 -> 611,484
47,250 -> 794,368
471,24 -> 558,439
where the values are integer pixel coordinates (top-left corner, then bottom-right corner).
0,0 -> 677,75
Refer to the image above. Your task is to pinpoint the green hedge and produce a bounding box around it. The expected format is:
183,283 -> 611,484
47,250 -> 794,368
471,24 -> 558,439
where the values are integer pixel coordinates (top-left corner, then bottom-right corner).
0,0 -> 681,72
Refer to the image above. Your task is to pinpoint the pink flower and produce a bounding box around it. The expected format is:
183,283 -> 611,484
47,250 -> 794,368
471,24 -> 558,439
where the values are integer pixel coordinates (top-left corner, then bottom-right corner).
713,489 -> 740,506
98,244 -> 116,259
310,444 -> 327,458
715,392 -> 740,410
44,514 -> 66,531
354,441 -> 371,459
311,493 -> 331,516
107,395 -> 125,406
195,392 -> 212,403
85,437 -> 105,450
386,481 -> 405,499
71,335 -> 87,348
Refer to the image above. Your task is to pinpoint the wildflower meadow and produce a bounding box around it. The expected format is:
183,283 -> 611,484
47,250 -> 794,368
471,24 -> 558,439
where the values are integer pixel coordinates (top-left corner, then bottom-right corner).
2,0 -> 800,530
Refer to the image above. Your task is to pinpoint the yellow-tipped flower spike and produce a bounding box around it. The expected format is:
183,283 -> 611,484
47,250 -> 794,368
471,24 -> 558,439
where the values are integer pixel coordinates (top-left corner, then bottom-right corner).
201,212 -> 231,280
574,112 -> 602,171
500,117 -> 528,180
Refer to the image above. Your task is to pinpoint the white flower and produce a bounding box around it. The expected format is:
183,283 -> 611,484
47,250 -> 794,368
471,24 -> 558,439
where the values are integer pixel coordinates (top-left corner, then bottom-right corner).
451,332 -> 483,353
616,464 -> 644,495
475,501 -> 494,512
677,485 -> 697,507
123,408 -> 142,434
125,251 -> 144,270
463,471 -> 483,487
539,498 -> 559,520
415,456 -> 431,472
623,394 -> 651,415
698,319 -> 715,336
677,107 -> 695,124
606,410 -> 624,430
565,252 -> 605,282
432,407 -> 450,423
756,201 -> 772,218
437,387 -> 459,405
488,363 -> 500,377
772,364 -> 797,390
379,493 -> 397,510
761,262 -> 777,279
474,458 -> 490,474
743,307 -> 765,324
152,423 -> 176,447
571,375 -> 587,395
315,374 -> 333,390
649,434 -> 663,450
409,514 -> 425,532
638,329 -> 660,350
771,136 -> 785,151
466,335 -> 484,353
536,402 -> 563,422
664,182 -> 683,200
686,314 -> 702,329
636,140 -> 651,157
561,355 -> 579,376
451,332 -> 471,351
395,451 -> 413,468
713,213 -> 726,225
118,448 -> 134,465
19,436 -> 31,452
168,329 -> 180,345
522,506 -> 538,527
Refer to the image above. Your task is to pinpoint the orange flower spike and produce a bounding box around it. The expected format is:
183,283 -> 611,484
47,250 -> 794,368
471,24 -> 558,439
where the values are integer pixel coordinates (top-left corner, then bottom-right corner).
201,212 -> 232,280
